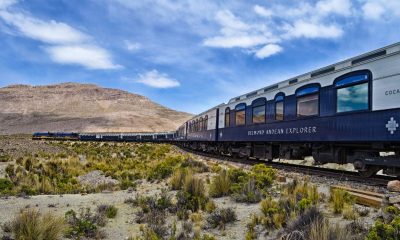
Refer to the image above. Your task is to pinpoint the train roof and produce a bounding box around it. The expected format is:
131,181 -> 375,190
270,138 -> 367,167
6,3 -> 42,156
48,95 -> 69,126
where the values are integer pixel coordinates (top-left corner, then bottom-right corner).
227,42 -> 400,104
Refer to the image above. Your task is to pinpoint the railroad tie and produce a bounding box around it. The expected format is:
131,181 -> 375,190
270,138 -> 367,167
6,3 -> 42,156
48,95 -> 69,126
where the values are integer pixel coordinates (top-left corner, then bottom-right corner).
331,185 -> 383,208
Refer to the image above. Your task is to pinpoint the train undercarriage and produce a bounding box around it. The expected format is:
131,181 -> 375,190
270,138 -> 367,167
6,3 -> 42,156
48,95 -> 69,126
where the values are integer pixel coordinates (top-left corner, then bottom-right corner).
178,141 -> 400,178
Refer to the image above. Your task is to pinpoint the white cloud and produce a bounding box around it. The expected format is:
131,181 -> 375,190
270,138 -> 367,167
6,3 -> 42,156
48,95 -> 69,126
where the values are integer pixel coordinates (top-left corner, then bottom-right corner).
253,5 -> 272,18
124,40 -> 141,51
0,0 -> 16,9
0,4 -> 122,70
316,0 -> 352,16
204,35 -> 270,48
203,10 -> 279,53
0,11 -> 88,44
255,44 -> 282,59
285,20 -> 343,39
362,2 -> 385,20
137,70 -> 180,88
361,0 -> 400,20
45,45 -> 122,70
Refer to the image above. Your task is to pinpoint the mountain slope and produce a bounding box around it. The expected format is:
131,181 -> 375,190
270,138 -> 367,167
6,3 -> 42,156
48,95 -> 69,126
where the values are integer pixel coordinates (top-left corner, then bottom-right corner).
0,83 -> 192,134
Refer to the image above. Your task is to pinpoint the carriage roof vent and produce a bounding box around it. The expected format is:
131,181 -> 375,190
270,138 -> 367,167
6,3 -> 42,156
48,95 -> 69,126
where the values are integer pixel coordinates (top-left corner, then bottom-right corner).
246,92 -> 257,98
310,66 -> 335,78
351,50 -> 387,65
289,79 -> 298,85
264,84 -> 279,92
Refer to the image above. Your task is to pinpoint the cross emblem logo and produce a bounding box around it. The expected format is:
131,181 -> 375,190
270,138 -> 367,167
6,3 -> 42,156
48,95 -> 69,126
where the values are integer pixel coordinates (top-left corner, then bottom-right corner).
386,117 -> 399,134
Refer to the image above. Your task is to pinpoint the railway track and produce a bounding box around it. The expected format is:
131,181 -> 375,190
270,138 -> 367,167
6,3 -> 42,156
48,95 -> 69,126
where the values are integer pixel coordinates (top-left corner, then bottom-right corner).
177,147 -> 398,187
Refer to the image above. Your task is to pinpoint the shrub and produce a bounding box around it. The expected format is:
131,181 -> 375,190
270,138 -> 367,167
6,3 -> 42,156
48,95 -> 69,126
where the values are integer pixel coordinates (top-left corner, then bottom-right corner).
0,178 -> 13,193
209,170 -> 231,198
231,178 -> 263,203
176,173 -> 208,215
9,209 -> 64,240
64,208 -> 106,239
0,154 -> 11,162
297,198 -> 312,213
245,214 -> 260,240
366,216 -> 400,240
286,207 -> 324,233
250,164 -> 276,190
147,156 -> 182,180
260,198 -> 286,229
309,219 -> 351,240
180,158 -> 209,173
329,189 -> 354,214
206,208 -> 237,229
97,204 -> 118,219
205,200 -> 217,213
342,205 -> 357,220
169,168 -> 187,190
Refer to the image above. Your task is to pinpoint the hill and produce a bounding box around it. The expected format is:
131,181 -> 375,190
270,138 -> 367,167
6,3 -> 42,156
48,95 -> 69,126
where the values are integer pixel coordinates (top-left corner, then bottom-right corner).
0,83 -> 192,134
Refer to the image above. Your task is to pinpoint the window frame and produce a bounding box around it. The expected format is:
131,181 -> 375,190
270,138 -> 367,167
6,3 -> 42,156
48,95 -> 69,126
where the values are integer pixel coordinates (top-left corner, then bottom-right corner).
334,70 -> 372,115
225,107 -> 230,128
235,103 -> 246,126
295,84 -> 321,118
251,98 -> 266,124
204,115 -> 208,131
274,93 -> 285,121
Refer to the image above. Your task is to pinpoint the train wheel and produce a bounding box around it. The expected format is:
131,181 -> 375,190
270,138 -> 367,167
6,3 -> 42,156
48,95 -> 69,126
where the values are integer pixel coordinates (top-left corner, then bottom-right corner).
358,166 -> 380,178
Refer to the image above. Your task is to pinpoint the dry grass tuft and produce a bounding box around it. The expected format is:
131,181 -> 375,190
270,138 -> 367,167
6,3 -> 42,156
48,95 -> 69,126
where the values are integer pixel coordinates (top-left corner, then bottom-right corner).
8,208 -> 64,240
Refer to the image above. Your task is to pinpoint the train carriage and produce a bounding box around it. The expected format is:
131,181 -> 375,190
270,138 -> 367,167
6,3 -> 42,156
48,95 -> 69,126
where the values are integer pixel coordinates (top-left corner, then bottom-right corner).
178,42 -> 400,177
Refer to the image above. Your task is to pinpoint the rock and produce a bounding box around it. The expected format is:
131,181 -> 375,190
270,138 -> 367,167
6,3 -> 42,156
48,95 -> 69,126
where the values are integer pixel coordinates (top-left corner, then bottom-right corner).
77,170 -> 119,189
387,180 -> 400,192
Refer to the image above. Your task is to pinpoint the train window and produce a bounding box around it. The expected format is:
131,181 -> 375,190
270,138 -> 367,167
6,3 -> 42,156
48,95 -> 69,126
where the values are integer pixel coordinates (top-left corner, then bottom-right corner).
196,119 -> 199,132
296,85 -> 319,117
275,94 -> 285,121
225,108 -> 230,127
200,117 -> 203,131
252,98 -> 266,124
335,71 -> 370,113
205,115 -> 208,130
235,103 -> 246,126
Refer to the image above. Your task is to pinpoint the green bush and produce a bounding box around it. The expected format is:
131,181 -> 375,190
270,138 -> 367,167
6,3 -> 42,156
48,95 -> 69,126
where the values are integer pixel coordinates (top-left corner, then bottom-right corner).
366,216 -> 400,240
297,198 -> 312,213
209,170 -> 231,198
9,209 -> 64,240
147,156 -> 183,180
97,204 -> 118,219
250,164 -> 276,190
0,178 -> 13,193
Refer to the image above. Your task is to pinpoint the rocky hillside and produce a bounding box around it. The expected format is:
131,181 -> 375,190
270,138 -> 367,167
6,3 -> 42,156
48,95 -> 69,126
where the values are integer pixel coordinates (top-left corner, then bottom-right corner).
0,83 -> 192,134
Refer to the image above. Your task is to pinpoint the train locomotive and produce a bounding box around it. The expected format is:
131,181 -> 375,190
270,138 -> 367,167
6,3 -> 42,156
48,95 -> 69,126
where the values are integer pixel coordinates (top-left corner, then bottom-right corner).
33,43 -> 400,177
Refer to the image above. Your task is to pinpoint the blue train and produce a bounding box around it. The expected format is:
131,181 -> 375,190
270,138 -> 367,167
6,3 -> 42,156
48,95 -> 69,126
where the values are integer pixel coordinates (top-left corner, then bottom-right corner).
32,132 -> 80,140
175,42 -> 400,177
33,43 -> 400,177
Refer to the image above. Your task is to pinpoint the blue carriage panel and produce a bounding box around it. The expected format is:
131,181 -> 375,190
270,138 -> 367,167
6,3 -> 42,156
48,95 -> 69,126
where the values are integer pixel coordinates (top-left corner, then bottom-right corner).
266,100 -> 275,123
218,108 -> 400,142
284,95 -> 297,121
319,86 -> 336,117
246,107 -> 252,126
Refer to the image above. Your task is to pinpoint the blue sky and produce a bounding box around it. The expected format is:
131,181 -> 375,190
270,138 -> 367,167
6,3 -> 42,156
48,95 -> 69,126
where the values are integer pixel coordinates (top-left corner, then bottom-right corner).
0,0 -> 399,114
